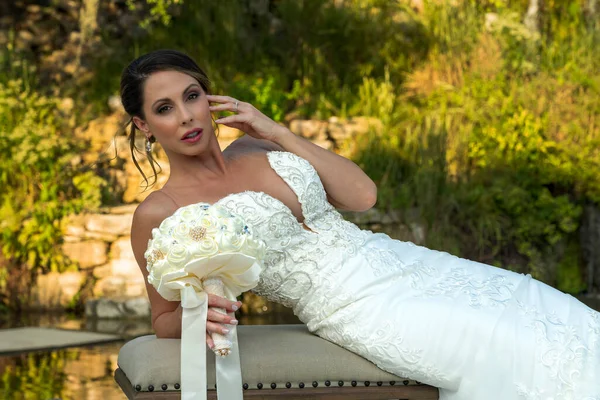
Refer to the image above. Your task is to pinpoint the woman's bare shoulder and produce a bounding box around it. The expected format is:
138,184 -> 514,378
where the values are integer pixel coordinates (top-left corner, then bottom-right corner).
227,134 -> 284,154
132,191 -> 179,232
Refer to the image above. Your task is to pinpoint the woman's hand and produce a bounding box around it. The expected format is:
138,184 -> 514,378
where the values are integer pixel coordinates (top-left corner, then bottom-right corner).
204,293 -> 241,349
208,95 -> 288,142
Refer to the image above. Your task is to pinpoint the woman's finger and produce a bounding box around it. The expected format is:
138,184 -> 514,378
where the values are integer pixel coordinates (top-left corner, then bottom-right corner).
215,114 -> 247,125
206,94 -> 237,104
207,308 -> 238,325
207,321 -> 230,335
207,293 -> 242,312
209,103 -> 237,112
206,332 -> 215,349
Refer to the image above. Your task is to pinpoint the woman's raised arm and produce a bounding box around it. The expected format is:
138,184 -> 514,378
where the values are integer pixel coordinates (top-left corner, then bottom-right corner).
209,94 -> 378,212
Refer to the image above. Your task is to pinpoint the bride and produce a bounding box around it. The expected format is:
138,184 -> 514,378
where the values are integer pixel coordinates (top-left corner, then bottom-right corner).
124,49 -> 599,400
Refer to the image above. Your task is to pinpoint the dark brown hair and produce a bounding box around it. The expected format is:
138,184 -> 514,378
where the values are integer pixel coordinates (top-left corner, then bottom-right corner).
120,49 -> 212,188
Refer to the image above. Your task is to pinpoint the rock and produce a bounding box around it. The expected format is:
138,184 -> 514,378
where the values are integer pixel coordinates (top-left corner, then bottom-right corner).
30,271 -> 86,309
75,112 -> 128,163
123,150 -> 169,203
109,237 -> 135,261
62,240 -> 107,268
92,264 -> 112,279
217,125 -> 243,140
63,214 -> 87,236
92,259 -> 140,280
111,259 -> 141,278
328,116 -> 382,142
85,297 -> 151,319
289,120 -> 328,140
93,276 -> 126,298
125,278 -> 146,297
85,214 -> 133,236
312,139 -> 334,150
81,230 -> 119,242
103,203 -> 138,215
341,208 -> 384,225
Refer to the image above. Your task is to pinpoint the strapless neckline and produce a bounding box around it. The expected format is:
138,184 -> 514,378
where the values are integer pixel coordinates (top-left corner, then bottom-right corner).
181,151 -> 314,232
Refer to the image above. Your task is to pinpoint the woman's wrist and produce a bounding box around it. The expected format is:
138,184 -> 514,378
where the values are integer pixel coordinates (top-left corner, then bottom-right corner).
270,125 -> 296,147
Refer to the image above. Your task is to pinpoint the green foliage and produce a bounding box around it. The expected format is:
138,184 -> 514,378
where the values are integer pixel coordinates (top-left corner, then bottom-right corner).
0,77 -> 105,285
228,75 -> 302,123
126,0 -> 184,28
88,0 -> 429,120
350,0 -> 599,288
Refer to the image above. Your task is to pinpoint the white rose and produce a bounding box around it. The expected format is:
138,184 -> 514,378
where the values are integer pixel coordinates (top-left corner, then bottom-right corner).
149,258 -> 170,277
166,243 -> 190,270
229,232 -> 247,252
158,217 -> 178,236
190,237 -> 219,258
151,235 -> 171,254
172,222 -> 192,245
245,237 -> 266,258
220,217 -> 243,233
209,205 -> 232,220
198,214 -> 219,235
175,207 -> 197,223
216,231 -> 247,252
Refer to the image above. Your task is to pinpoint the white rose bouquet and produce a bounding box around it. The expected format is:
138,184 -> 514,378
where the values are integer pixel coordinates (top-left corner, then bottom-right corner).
144,203 -> 265,400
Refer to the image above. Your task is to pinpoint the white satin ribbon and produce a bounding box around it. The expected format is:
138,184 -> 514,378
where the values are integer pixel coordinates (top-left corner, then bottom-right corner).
180,284 -> 244,400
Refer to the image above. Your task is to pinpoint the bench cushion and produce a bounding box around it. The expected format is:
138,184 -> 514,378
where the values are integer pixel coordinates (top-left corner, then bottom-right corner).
117,324 -> 420,391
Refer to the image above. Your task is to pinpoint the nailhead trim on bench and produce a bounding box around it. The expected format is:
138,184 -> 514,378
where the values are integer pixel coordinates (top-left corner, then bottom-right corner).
134,380 -> 422,392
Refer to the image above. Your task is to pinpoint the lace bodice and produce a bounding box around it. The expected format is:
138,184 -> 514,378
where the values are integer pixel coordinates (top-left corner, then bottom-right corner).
216,151 -> 369,322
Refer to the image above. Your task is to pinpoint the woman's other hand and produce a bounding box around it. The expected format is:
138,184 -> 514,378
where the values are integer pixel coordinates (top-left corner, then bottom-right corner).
208,95 -> 288,142
205,293 -> 241,348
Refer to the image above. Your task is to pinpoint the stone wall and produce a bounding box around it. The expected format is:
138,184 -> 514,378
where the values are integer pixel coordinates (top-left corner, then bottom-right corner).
31,203 -> 152,318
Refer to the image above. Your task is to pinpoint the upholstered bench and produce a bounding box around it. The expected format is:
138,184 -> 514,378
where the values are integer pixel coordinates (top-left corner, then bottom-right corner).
115,324 -> 439,399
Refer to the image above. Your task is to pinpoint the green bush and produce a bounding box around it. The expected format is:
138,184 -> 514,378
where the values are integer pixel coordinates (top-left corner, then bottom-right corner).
86,0 -> 429,120
349,1 -> 598,290
0,77 -> 105,305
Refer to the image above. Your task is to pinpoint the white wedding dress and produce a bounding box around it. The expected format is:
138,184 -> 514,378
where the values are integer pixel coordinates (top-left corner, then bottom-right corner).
216,151 -> 600,400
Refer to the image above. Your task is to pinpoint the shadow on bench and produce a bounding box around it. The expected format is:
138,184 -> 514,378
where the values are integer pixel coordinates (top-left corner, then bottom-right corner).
115,324 -> 439,399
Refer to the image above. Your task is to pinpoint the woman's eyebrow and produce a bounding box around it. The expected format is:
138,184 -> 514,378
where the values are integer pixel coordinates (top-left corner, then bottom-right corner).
152,83 -> 200,108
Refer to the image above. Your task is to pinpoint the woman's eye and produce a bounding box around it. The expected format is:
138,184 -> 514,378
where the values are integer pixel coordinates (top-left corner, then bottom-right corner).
188,93 -> 199,100
157,105 -> 171,114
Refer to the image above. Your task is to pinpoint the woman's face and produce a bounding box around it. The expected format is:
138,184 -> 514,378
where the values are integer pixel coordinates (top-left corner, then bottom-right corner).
134,70 -> 213,156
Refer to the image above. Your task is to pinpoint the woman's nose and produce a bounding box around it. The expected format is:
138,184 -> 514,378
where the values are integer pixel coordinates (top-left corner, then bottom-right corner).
179,107 -> 193,125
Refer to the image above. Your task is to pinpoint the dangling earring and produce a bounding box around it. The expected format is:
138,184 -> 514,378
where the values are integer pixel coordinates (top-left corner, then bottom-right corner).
145,137 -> 153,152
